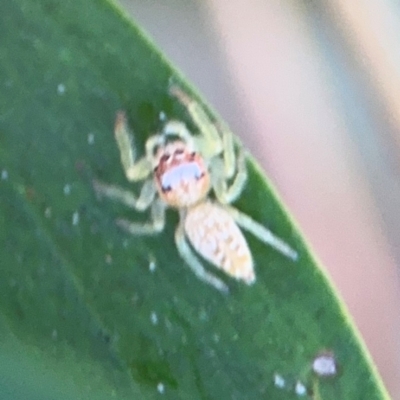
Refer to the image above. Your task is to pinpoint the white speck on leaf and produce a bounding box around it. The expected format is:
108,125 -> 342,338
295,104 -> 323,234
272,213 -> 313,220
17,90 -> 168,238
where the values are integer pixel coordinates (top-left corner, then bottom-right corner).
63,184 -> 71,195
44,207 -> 52,218
312,353 -> 337,377
273,373 -> 285,389
157,382 -> 165,394
72,211 -> 79,226
1,169 -> 8,180
51,329 -> 58,340
295,381 -> 307,396
57,83 -> 66,95
149,260 -> 156,273
88,133 -> 95,145
159,111 -> 166,121
151,311 -> 158,325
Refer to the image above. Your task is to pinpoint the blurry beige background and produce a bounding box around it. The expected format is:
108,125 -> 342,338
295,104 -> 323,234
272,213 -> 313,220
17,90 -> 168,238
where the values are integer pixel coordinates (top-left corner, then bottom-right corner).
118,0 -> 400,397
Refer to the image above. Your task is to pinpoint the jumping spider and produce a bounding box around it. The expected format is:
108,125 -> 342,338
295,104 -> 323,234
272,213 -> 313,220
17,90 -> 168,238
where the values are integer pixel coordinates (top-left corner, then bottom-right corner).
93,86 -> 297,292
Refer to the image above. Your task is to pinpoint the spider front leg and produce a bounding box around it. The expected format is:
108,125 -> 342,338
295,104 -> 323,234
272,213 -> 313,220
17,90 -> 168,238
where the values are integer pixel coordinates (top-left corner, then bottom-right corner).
114,111 -> 153,181
175,222 -> 229,293
224,205 -> 298,261
215,120 -> 237,180
212,118 -> 248,202
117,197 -> 166,235
160,120 -> 195,149
169,86 -> 223,159
170,86 -> 247,202
93,179 -> 156,211
93,179 -> 165,235
211,146 -> 248,205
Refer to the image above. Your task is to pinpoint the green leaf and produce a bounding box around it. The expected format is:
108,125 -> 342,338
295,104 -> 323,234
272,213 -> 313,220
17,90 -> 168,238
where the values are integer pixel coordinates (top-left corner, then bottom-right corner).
0,0 -> 389,399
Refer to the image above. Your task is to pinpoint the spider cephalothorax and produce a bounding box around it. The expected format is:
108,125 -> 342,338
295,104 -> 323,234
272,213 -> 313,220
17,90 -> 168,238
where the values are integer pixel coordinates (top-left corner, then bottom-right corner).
153,140 -> 211,208
93,86 -> 297,292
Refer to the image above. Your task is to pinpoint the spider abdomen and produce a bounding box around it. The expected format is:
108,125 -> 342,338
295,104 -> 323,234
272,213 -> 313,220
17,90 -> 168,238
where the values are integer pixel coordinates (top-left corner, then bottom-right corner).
184,201 -> 255,284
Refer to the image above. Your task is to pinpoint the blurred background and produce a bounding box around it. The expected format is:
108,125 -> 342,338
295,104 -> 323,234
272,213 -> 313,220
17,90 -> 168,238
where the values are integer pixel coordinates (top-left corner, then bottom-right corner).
117,0 -> 400,397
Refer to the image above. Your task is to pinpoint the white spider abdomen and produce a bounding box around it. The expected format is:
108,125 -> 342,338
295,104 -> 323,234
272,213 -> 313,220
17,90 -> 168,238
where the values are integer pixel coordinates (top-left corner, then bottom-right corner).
184,201 -> 255,284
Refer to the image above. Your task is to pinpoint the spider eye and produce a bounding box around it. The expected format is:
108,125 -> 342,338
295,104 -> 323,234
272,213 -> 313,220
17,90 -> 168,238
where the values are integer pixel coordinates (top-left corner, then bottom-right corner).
160,154 -> 170,162
162,185 -> 172,192
175,148 -> 184,155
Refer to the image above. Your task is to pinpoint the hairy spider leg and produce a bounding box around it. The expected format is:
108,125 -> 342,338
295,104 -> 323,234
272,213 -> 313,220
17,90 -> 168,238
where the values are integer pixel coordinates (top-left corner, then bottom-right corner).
116,197 -> 166,235
93,179 -> 165,234
169,85 -> 223,159
224,205 -> 298,261
162,120 -> 195,148
114,111 -> 153,181
215,120 -> 236,179
145,134 -> 169,165
93,179 -> 157,211
211,147 -> 248,205
175,220 -> 229,293
170,85 -> 247,203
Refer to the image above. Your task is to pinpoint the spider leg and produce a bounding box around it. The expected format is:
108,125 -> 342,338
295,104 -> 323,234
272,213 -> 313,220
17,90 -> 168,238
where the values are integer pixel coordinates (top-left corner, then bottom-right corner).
92,179 -> 156,211
114,111 -> 153,181
116,197 -> 166,235
161,120 -> 195,149
169,86 -> 223,159
224,205 -> 298,261
211,147 -> 248,204
175,222 -> 229,293
215,120 -> 236,180
170,87 -> 248,203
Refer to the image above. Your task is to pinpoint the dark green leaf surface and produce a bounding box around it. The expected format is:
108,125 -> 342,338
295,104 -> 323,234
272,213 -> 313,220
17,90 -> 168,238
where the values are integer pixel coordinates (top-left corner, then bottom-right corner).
0,1 -> 389,399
